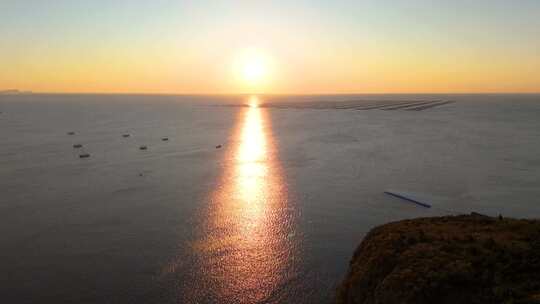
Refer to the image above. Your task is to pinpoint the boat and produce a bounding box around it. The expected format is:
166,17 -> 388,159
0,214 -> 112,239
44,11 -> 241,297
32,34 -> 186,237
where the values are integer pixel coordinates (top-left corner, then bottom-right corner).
384,191 -> 431,208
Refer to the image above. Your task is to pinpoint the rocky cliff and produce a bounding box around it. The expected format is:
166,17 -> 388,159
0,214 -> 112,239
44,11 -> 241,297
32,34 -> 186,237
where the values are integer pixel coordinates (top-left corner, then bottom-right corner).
337,214 -> 540,304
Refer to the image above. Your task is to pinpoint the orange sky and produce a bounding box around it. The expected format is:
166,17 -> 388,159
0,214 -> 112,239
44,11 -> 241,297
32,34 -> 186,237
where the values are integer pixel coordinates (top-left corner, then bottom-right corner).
2,1 -> 539,94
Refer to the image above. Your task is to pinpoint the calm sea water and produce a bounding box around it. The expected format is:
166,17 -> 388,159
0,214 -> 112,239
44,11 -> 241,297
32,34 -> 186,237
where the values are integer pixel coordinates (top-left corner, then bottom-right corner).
1,94 -> 540,303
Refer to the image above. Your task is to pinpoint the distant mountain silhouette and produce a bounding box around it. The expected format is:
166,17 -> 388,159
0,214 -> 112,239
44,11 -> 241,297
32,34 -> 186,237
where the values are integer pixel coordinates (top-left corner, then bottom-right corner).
0,89 -> 32,95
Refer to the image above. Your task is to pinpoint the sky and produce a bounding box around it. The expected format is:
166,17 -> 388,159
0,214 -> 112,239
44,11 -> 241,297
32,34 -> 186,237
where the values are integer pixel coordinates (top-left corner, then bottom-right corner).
1,0 -> 540,94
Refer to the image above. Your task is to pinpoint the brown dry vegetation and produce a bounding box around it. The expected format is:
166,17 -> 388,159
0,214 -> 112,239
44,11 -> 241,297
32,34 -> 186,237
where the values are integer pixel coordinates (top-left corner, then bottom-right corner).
337,214 -> 540,304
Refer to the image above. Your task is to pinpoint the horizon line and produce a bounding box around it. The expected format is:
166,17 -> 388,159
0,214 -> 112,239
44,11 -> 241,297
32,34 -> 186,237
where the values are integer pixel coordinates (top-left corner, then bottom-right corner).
2,90 -> 540,96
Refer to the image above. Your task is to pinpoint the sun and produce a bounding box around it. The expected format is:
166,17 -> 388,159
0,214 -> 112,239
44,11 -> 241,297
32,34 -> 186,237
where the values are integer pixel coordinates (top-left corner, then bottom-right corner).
234,48 -> 272,89
242,58 -> 266,85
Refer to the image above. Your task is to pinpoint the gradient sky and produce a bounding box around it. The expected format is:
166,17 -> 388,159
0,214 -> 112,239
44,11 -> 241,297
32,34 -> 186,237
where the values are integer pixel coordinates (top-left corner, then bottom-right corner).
1,0 -> 540,94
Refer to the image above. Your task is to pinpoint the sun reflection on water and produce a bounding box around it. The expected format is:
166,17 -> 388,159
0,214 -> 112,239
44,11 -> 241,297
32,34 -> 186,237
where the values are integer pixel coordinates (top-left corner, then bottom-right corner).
175,96 -> 298,303
236,97 -> 267,225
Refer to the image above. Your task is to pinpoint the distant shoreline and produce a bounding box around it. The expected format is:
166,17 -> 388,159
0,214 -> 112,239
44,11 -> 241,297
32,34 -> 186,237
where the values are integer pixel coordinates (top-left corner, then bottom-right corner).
0,89 -> 33,95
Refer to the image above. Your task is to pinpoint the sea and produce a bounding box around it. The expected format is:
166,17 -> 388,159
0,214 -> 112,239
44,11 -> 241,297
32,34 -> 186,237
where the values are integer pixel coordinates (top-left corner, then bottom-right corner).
1,93 -> 539,303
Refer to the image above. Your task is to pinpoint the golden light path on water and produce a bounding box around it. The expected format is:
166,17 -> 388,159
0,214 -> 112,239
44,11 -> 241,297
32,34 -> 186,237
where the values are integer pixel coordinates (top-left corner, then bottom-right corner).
178,96 -> 299,303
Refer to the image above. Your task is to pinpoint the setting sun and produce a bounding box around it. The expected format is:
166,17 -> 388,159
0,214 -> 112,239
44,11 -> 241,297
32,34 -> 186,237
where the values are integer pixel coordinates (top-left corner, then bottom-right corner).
242,58 -> 266,84
233,48 -> 273,92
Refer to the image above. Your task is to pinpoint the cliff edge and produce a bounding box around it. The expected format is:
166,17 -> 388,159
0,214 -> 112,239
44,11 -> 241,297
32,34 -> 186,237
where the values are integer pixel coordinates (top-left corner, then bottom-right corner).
337,214 -> 540,304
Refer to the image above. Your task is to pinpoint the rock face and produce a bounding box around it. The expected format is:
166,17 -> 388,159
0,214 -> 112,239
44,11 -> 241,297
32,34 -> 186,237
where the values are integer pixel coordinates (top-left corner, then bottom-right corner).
337,214 -> 540,304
